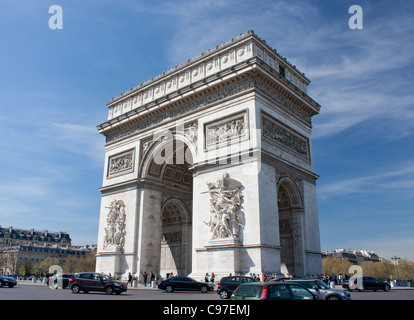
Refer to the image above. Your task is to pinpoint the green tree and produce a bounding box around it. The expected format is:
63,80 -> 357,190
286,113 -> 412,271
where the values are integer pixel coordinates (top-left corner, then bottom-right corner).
322,256 -> 352,275
18,260 -> 32,276
396,259 -> 414,281
360,260 -> 393,280
31,258 -> 60,276
62,249 -> 96,273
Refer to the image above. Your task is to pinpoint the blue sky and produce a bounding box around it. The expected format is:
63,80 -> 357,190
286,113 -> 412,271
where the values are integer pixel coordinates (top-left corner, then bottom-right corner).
0,0 -> 413,261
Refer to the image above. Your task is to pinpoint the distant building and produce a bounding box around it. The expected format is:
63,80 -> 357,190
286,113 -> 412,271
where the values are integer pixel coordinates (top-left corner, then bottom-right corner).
0,226 -> 94,274
0,225 -> 71,248
322,249 -> 381,265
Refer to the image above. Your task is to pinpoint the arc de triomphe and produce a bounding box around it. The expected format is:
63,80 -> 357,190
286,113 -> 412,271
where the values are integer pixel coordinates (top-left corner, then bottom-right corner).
95,30 -> 322,280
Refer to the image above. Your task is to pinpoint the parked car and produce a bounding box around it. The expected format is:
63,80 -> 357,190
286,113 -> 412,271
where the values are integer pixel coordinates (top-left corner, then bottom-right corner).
69,272 -> 127,295
275,279 -> 351,300
47,273 -> 74,289
0,273 -> 17,288
217,276 -> 259,299
231,282 -> 318,300
346,276 -> 390,292
158,276 -> 214,293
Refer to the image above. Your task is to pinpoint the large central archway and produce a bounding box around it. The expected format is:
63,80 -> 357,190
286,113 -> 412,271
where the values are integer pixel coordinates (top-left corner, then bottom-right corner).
141,135 -> 194,277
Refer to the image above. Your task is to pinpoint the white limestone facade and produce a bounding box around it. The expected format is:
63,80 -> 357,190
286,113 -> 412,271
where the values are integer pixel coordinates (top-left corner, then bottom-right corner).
95,30 -> 322,280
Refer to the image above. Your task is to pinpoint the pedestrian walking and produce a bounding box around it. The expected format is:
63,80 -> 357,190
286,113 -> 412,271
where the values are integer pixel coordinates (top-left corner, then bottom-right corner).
143,271 -> 148,286
210,273 -> 215,284
128,272 -> 133,287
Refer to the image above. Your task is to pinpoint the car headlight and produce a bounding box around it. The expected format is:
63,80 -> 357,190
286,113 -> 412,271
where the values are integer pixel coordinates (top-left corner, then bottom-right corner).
114,282 -> 121,287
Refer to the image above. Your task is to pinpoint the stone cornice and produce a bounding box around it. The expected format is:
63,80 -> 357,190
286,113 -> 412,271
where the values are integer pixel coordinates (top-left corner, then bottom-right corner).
103,30 -> 314,123
251,66 -> 320,117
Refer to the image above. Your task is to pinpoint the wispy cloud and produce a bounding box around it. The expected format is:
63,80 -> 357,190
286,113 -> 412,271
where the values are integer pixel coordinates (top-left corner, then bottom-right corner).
318,162 -> 414,199
38,122 -> 105,166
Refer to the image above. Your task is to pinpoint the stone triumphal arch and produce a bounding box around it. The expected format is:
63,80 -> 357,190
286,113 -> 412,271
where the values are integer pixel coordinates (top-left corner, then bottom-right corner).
95,30 -> 322,280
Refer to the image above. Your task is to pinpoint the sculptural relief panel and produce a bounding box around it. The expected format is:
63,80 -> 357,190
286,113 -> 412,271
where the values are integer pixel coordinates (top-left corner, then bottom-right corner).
107,149 -> 135,178
261,113 -> 309,161
103,200 -> 126,250
204,173 -> 244,240
204,111 -> 248,149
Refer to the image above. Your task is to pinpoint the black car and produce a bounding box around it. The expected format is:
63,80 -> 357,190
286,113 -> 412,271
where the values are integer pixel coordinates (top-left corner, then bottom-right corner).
158,276 -> 214,293
69,272 -> 127,294
346,276 -> 390,292
47,273 -> 74,289
0,274 -> 17,288
217,276 -> 259,299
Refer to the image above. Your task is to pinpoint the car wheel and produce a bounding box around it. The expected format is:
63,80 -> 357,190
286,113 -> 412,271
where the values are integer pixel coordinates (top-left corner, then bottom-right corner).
384,285 -> 390,292
219,290 -> 229,299
201,286 -> 208,293
105,286 -> 114,295
166,286 -> 173,293
326,295 -> 341,300
71,285 -> 81,294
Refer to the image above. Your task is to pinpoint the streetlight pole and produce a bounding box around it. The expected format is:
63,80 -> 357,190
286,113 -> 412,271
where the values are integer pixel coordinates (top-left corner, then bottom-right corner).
391,256 -> 400,282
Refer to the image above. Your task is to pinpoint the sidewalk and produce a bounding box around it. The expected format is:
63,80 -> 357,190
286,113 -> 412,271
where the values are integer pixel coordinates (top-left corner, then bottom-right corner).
16,279 -> 159,290
333,284 -> 414,290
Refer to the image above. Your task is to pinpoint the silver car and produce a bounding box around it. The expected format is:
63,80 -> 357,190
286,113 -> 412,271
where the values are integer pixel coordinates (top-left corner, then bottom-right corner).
277,279 -> 351,300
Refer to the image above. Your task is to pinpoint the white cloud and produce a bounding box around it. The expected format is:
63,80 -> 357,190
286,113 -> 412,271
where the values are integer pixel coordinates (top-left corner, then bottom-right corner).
38,122 -> 105,167
318,162 -> 414,198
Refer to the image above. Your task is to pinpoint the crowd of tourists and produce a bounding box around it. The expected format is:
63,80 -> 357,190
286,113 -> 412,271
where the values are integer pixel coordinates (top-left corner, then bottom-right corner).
126,270 -> 353,288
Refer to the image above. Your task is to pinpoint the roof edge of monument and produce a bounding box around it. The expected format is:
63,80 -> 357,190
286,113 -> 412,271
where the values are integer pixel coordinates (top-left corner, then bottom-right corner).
107,30 -> 310,111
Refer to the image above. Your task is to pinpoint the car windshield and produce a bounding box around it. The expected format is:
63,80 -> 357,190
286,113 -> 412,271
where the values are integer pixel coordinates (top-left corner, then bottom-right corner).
315,280 -> 329,289
234,285 -> 262,298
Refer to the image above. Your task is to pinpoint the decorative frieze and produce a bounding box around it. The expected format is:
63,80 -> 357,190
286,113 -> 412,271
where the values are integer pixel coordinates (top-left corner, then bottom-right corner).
262,114 -> 309,160
106,78 -> 256,143
107,149 -> 135,178
105,77 -> 311,144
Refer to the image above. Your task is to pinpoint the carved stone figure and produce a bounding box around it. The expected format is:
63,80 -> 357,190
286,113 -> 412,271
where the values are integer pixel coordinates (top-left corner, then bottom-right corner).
205,173 -> 244,239
104,200 -> 126,250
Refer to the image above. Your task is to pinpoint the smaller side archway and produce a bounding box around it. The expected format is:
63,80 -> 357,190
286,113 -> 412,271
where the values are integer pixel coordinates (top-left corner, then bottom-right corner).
277,177 -> 305,278
160,199 -> 192,277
